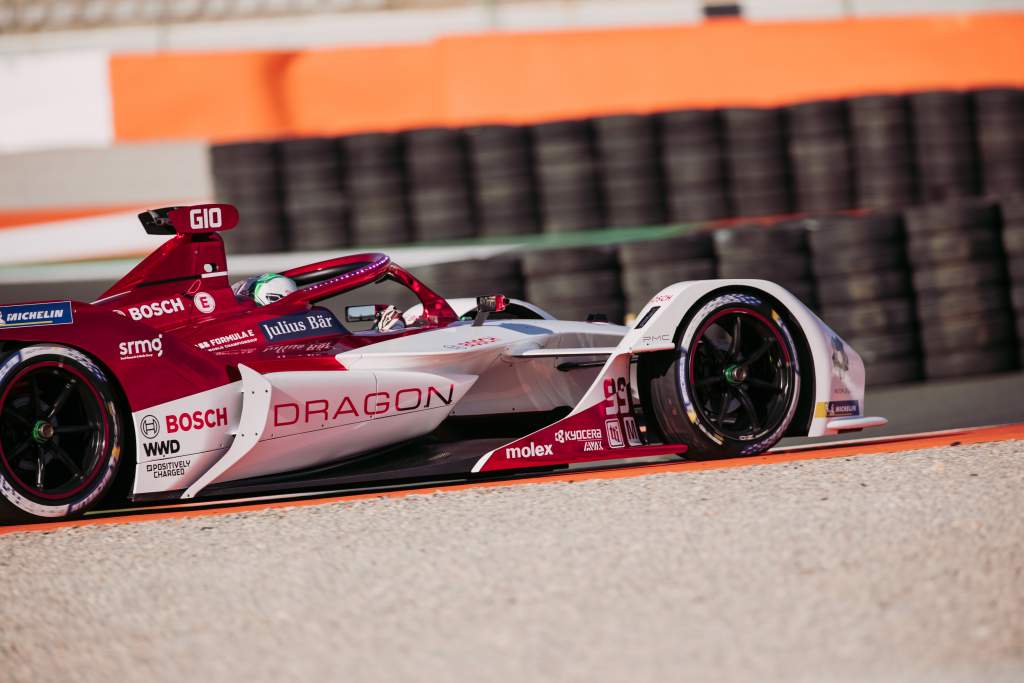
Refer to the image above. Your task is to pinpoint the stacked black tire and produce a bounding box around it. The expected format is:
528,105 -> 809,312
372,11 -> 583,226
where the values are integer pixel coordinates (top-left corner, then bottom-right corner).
722,108 -> 792,217
786,100 -> 854,214
713,222 -> 814,306
593,115 -> 666,227
341,133 -> 411,246
975,89 -> 1024,196
210,87 -> 1024,256
910,91 -> 979,203
410,257 -> 525,302
849,94 -> 917,209
904,199 -> 1018,379
465,125 -> 539,237
809,213 -> 922,386
1000,196 -> 1024,365
279,137 -> 347,251
658,109 -> 731,222
617,232 -> 715,316
522,247 -> 624,322
404,128 -> 475,241
530,120 -> 604,233
211,142 -> 287,253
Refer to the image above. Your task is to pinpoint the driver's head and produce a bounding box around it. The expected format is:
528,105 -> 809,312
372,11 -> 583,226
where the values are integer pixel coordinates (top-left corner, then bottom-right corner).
252,273 -> 297,306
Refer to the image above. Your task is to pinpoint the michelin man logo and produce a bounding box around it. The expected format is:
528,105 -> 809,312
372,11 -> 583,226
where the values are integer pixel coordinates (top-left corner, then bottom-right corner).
831,336 -> 849,378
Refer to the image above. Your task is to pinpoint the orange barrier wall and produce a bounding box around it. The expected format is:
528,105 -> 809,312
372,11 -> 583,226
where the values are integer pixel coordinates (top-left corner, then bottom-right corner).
111,13 -> 1024,143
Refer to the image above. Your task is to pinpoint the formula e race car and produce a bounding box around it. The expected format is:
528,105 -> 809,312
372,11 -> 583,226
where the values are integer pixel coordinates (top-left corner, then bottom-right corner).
0,205 -> 886,522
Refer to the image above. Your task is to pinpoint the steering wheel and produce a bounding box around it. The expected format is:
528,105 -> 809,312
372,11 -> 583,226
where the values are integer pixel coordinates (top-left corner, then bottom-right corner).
276,253 -> 391,306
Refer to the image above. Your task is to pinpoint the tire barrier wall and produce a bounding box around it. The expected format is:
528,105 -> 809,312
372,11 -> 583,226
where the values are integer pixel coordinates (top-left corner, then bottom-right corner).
904,201 -> 1015,379
419,195 -> 1023,386
211,88 -> 1024,253
810,213 -> 922,386
998,196 -> 1024,369
522,246 -> 624,324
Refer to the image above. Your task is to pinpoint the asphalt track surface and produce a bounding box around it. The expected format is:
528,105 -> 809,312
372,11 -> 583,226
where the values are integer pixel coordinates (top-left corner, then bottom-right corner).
0,425 -> 1021,681
1,374 -> 1022,681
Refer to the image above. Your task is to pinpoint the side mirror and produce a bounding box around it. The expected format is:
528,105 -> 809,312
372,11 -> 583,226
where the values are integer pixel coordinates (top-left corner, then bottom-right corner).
476,295 -> 508,314
346,304 -> 383,323
472,295 -> 508,326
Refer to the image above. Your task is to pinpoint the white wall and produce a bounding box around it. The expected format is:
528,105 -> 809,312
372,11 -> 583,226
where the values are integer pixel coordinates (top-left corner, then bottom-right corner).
0,50 -> 112,152
0,142 -> 212,208
738,0 -> 1024,20
0,1 -> 704,54
1,0 -> 1022,56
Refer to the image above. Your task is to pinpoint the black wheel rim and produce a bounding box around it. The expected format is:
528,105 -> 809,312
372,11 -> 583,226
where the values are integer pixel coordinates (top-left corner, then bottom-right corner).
687,307 -> 796,442
0,362 -> 108,500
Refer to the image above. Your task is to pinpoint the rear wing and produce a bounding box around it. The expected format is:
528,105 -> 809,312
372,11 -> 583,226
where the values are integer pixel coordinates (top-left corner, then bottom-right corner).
139,204 -> 239,235
97,204 -> 238,301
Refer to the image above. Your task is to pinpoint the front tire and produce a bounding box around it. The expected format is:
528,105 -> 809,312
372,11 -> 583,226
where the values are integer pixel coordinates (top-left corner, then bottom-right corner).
0,345 -> 122,523
642,292 -> 801,459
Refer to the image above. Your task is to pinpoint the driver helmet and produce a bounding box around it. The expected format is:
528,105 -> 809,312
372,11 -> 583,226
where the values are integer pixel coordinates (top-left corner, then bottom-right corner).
251,273 -> 297,306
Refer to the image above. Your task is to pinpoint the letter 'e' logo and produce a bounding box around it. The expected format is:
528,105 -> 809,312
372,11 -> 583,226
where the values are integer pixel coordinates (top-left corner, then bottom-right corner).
190,207 -> 223,230
194,291 -> 216,314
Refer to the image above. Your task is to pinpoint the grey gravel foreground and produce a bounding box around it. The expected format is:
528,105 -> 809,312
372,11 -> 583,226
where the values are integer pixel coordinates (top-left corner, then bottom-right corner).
2,441 -> 1023,683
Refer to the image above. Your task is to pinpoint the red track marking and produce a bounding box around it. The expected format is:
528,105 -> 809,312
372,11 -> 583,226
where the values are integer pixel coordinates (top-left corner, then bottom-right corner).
0,205 -> 143,230
3,423 -> 1022,536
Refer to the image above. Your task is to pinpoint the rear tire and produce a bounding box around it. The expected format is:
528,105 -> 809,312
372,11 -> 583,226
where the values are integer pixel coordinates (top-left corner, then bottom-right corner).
0,345 -> 122,523
641,292 -> 801,459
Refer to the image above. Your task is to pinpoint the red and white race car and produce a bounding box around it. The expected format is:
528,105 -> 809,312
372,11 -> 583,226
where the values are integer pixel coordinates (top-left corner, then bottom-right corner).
0,205 -> 885,522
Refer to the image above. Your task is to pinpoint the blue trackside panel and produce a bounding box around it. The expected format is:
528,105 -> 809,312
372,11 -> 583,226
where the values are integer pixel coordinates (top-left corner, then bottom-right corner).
0,302 -> 74,330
